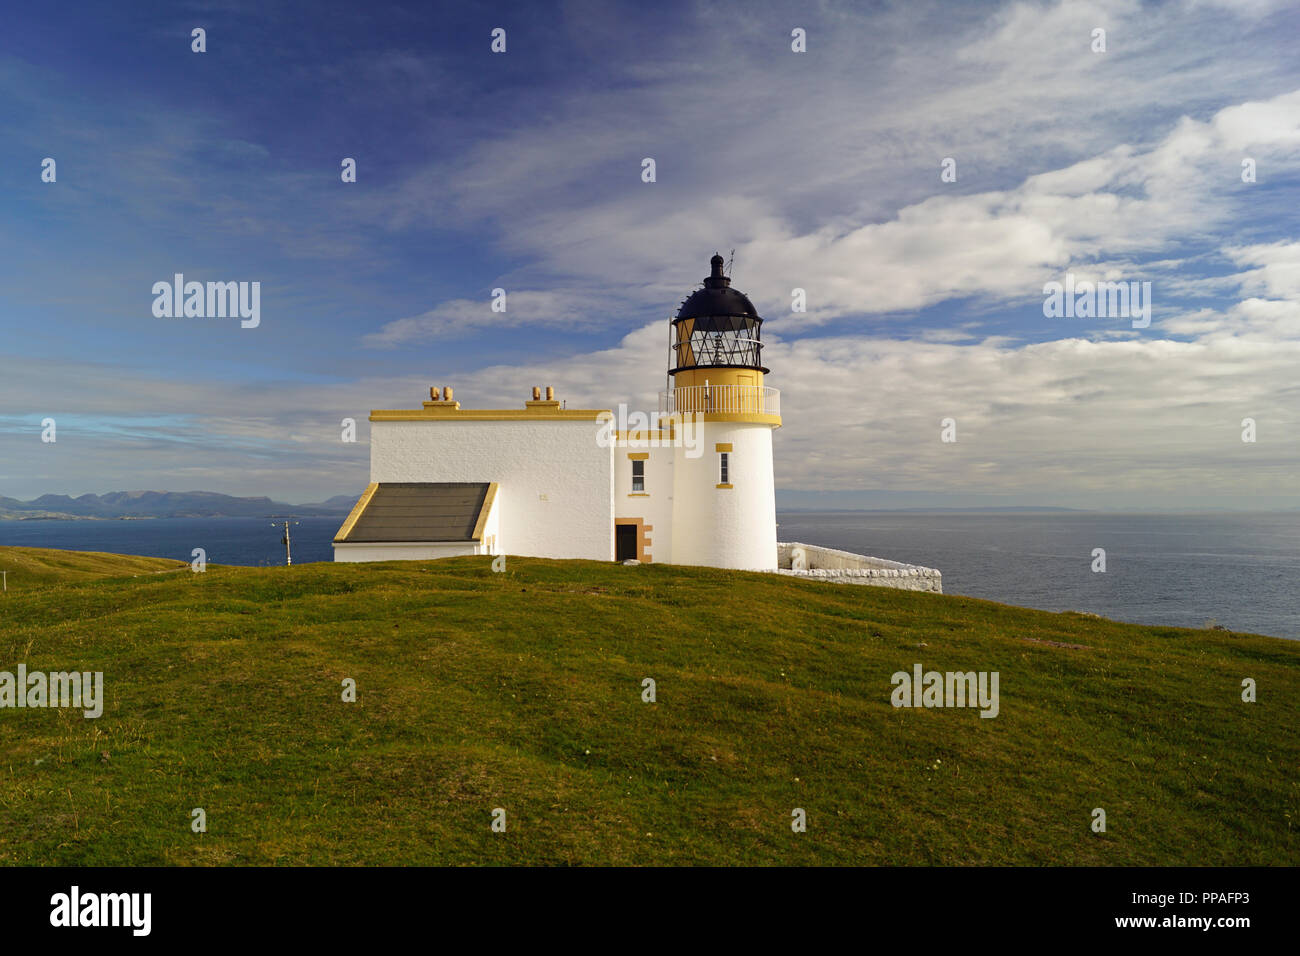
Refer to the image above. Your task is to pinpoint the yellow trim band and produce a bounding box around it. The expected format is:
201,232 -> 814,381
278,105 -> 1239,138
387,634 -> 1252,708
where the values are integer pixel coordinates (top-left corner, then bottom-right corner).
334,483 -> 378,542
665,412 -> 782,427
372,409 -> 609,421
615,426 -> 674,442
471,482 -> 499,541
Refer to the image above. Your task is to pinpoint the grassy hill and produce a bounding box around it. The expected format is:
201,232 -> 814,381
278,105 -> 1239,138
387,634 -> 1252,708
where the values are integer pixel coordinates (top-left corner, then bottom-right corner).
0,545 -> 186,588
0,548 -> 1296,866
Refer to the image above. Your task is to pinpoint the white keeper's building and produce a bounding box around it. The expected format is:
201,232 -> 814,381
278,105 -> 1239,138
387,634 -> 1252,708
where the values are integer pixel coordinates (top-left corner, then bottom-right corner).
334,254 -> 783,570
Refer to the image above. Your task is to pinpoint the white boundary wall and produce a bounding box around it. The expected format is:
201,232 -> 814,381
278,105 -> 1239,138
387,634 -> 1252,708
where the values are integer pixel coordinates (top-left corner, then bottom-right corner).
776,541 -> 942,593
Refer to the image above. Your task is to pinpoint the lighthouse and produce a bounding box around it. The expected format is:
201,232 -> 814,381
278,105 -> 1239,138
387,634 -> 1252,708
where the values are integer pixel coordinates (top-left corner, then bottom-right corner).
335,253 -> 781,574
663,254 -> 781,570
334,253 -> 936,588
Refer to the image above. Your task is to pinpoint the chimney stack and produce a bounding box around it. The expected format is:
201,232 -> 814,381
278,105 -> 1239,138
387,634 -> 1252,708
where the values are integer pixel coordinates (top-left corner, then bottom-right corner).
423,385 -> 460,409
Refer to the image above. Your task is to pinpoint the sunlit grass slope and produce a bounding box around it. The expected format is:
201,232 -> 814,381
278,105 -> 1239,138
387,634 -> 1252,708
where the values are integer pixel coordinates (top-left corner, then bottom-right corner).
1,551 -> 1295,865
0,545 -> 186,588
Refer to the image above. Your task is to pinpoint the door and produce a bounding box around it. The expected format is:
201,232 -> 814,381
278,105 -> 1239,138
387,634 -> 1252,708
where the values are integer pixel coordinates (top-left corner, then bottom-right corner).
615,523 -> 638,561
736,372 -> 756,412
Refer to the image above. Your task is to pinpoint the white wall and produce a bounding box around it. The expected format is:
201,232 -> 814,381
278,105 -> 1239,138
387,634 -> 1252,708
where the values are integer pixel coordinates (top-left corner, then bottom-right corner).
613,443 -> 674,562
776,541 -> 943,592
334,541 -> 482,562
671,422 -> 777,570
370,419 -> 613,560
777,541 -> 921,571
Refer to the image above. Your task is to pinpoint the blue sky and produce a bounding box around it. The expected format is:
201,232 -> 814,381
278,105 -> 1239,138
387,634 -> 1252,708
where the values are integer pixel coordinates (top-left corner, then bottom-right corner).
2,0 -> 1299,509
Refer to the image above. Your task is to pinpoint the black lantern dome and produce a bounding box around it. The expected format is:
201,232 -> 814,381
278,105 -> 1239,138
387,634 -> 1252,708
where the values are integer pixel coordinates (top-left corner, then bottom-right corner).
670,254 -> 767,374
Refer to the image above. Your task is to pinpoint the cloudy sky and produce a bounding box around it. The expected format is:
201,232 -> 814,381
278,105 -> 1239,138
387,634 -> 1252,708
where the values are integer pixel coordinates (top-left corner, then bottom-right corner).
2,0 -> 1298,509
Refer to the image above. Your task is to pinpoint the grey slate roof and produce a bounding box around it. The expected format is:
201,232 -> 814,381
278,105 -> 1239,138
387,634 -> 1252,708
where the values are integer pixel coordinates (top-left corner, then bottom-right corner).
335,482 -> 492,543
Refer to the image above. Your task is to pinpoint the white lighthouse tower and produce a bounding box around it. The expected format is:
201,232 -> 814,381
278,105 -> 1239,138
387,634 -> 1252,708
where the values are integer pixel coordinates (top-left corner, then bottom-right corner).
663,254 -> 781,570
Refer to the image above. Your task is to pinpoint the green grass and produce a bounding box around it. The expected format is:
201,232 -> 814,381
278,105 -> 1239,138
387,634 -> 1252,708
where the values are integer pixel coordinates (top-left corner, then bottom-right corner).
0,548 -> 1296,866
0,545 -> 186,588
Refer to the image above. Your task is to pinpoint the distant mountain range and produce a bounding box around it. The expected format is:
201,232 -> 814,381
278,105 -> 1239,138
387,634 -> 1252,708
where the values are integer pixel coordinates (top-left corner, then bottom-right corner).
0,490 -> 359,520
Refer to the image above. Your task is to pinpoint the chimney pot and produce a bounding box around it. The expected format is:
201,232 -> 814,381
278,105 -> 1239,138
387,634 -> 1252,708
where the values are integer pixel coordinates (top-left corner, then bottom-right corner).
532,386 -> 541,400
443,386 -> 454,401
545,386 -> 555,401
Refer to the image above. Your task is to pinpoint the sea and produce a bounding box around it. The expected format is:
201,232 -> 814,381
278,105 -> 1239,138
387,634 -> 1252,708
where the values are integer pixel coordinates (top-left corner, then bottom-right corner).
1,512 -> 1296,640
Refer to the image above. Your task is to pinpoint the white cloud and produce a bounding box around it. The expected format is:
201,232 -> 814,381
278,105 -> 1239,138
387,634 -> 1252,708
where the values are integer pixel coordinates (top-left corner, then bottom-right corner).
6,0 -> 1300,509
381,85 -> 1300,338
362,290 -> 593,347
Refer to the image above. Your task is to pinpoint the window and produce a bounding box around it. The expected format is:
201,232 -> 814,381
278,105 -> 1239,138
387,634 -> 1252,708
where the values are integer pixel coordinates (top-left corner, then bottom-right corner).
719,452 -> 729,485
632,459 -> 645,492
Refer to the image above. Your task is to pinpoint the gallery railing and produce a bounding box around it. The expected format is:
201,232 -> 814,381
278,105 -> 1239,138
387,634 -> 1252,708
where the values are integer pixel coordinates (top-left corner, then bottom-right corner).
658,385 -> 780,417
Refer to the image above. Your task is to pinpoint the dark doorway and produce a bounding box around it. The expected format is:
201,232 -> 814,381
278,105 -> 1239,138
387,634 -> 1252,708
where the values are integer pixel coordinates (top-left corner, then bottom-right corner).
615,523 -> 638,561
